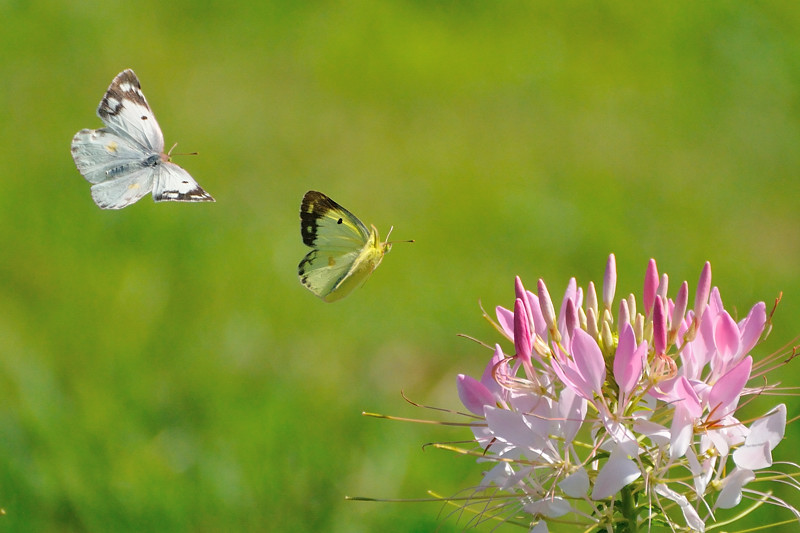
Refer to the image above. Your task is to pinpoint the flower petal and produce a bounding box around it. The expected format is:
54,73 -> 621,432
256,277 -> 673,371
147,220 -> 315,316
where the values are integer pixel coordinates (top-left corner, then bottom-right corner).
655,484 -> 705,532
614,324 -> 643,395
739,301 -> 766,356
733,404 -> 786,469
495,305 -> 514,340
559,467 -> 589,497
456,374 -> 495,416
591,455 -> 641,500
716,467 -> 755,509
570,328 -> 606,395
708,355 -> 752,416
713,311 -> 741,367
644,259 -> 659,317
523,497 -> 571,518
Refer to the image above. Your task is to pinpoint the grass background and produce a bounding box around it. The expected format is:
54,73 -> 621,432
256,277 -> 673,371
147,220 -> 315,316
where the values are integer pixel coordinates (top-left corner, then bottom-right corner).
1,1 -> 800,531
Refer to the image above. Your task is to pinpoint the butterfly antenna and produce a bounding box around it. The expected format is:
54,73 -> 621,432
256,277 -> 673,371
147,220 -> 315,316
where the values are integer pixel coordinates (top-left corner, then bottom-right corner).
385,226 -> 415,245
167,142 -> 199,158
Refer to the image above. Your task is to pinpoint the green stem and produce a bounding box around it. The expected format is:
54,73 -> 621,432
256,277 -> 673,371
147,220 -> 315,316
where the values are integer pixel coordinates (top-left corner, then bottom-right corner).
619,485 -> 638,533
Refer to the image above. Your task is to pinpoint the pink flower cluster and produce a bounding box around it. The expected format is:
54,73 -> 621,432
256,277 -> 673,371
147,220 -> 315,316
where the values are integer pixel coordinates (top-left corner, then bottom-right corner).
456,255 -> 796,532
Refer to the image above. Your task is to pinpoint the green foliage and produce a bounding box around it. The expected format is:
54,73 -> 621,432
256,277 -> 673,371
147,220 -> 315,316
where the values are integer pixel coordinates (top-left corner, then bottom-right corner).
1,1 -> 799,531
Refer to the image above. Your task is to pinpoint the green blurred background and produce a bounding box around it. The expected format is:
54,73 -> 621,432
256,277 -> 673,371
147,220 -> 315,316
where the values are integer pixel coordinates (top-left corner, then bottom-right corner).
1,1 -> 799,531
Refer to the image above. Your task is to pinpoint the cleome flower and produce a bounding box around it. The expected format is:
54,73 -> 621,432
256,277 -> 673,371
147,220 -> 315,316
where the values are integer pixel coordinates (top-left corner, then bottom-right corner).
451,255 -> 800,532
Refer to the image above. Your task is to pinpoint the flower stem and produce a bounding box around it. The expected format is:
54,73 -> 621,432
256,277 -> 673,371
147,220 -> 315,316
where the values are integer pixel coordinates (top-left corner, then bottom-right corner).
619,485 -> 638,533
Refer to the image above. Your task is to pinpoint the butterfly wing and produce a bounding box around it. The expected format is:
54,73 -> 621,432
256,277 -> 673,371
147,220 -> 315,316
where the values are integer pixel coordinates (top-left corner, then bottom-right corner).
152,162 -> 215,203
298,191 -> 386,302
300,191 -> 371,250
90,166 -> 155,210
298,248 -> 365,301
71,128 -> 157,209
71,128 -> 155,185
96,69 -> 164,153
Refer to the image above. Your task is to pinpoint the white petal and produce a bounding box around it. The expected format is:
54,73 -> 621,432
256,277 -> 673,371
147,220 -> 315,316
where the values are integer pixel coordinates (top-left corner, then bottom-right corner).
716,467 -> 755,509
745,404 -> 786,449
523,497 -> 571,518
479,462 -> 515,489
733,441 -> 772,470
558,467 -> 589,498
591,456 -> 641,500
669,404 -> 694,460
530,520 -> 548,533
634,420 -> 670,447
654,484 -> 705,532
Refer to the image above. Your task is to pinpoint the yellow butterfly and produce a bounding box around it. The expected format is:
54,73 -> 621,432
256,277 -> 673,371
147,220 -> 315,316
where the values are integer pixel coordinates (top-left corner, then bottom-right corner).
298,191 -> 405,302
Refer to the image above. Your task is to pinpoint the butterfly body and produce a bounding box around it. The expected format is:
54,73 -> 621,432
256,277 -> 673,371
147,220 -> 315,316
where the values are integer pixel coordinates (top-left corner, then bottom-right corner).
71,69 -> 214,209
298,191 -> 391,302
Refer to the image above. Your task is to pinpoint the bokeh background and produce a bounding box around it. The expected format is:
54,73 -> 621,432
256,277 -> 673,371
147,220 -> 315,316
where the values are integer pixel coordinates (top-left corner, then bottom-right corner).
2,1 -> 800,531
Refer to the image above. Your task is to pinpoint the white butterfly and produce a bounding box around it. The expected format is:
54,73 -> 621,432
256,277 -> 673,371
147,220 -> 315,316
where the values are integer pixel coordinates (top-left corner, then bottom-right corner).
71,69 -> 214,209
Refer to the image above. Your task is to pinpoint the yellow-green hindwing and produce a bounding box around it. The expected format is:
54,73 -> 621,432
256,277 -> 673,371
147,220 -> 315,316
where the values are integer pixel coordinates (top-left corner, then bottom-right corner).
298,191 -> 391,302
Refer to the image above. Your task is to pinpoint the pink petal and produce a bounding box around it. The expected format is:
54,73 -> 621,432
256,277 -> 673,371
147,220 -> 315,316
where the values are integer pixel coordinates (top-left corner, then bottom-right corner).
653,295 -> 667,355
643,259 -> 659,317
525,290 -> 546,337
738,302 -> 766,356
613,324 -> 642,395
514,298 -> 532,364
618,298 -> 630,329
671,281 -> 688,331
674,377 -> 702,418
456,374 -> 496,415
708,356 -> 752,415
480,345 -> 508,398
571,328 -> 606,395
558,277 -> 578,341
694,261 -> 712,322
657,273 -> 669,303
714,311 -> 741,364
495,305 -> 514,340
538,279 -> 557,335
563,298 -> 578,340
603,253 -> 616,310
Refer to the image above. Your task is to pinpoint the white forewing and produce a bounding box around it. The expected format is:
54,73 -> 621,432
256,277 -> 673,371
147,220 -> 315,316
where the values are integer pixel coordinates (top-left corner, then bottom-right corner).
71,69 -> 214,209
96,69 -> 164,152
71,128 -> 153,184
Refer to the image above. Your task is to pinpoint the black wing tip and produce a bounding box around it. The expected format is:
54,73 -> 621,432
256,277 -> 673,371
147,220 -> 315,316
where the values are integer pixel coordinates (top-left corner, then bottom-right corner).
113,69 -> 140,85
300,191 -> 339,246
154,191 -> 216,203
98,68 -> 149,119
